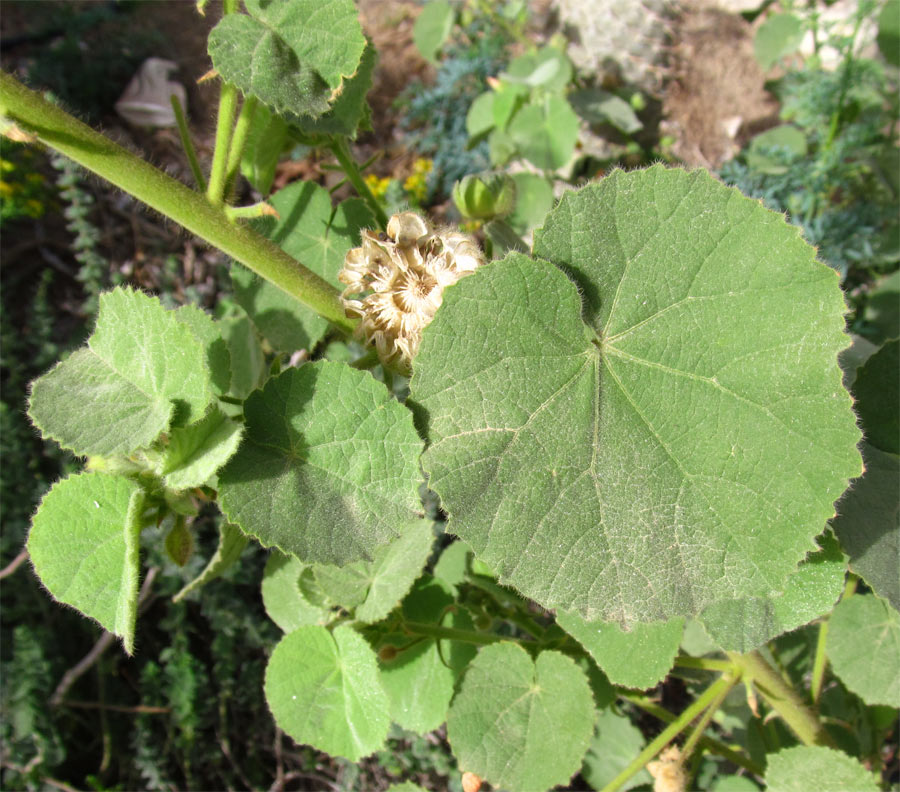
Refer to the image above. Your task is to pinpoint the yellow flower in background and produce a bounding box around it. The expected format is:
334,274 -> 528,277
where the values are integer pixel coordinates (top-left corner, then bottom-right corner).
403,158 -> 433,203
364,173 -> 391,202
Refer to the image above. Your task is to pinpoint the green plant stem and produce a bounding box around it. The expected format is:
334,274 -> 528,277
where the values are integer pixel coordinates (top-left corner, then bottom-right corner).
329,136 -> 388,229
681,672 -> 741,760
824,7 -> 865,150
600,675 -> 737,792
0,72 -> 354,333
727,650 -> 836,748
401,620 -> 513,647
207,82 -> 239,206
224,95 -> 257,196
622,692 -> 764,776
170,94 -> 206,191
674,655 -> 737,673
812,573 -> 860,703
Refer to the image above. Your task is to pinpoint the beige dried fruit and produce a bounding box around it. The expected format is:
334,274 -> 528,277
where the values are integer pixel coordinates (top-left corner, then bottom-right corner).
339,212 -> 484,374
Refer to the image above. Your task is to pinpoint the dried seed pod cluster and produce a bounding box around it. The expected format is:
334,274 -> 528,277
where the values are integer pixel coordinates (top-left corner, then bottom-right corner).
339,212 -> 484,374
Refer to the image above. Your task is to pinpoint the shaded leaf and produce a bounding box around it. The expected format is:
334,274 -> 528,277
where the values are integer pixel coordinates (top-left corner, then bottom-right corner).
260,551 -> 328,631
581,709 -> 652,791
413,0 -> 454,63
827,594 -> 900,706
159,407 -> 243,490
174,522 -> 249,602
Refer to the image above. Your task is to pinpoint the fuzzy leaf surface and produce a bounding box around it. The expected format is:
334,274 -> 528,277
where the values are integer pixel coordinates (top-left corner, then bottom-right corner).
447,642 -> 595,791
827,594 -> 900,706
556,612 -> 684,689
219,361 -> 423,565
27,472 -> 144,653
412,166 -> 860,625
208,0 -> 366,118
234,181 -> 373,352
28,288 -> 211,456
264,624 -> 389,760
764,746 -> 879,792
698,531 -> 846,651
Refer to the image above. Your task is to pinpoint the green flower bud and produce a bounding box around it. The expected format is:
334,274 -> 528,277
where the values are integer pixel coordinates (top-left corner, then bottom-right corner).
452,172 -> 516,221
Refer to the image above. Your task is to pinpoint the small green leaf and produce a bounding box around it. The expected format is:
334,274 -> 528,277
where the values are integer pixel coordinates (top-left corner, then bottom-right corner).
581,709 -> 652,791
570,88 -> 643,134
302,520 -> 433,622
754,13 -> 804,70
173,522 -> 249,602
827,594 -> 900,706
27,472 -> 145,654
447,642 -> 595,791
208,0 -> 366,118
432,540 -> 472,589
260,551 -> 328,631
466,91 -> 496,140
556,612 -> 684,689
28,288 -> 211,456
235,181 -> 374,353
764,746 -> 879,792
699,531 -> 847,652
504,47 -> 573,93
745,125 -> 808,174
507,172 -> 554,234
508,95 -> 579,170
412,166 -> 861,626
413,0 -> 454,63
219,361 -> 424,565
356,519 -> 434,623
831,443 -> 899,611
240,102 -> 289,195
264,624 -> 390,760
878,0 -> 900,67
158,406 -> 243,490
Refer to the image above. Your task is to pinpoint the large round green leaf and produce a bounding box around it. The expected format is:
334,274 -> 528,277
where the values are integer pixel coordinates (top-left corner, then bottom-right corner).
411,166 -> 860,626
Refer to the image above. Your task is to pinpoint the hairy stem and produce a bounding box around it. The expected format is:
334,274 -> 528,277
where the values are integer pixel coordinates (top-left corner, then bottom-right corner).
0,72 -> 354,333
170,94 -> 206,191
727,649 -> 836,748
224,94 -> 258,197
681,672 -> 740,759
207,81 -> 239,206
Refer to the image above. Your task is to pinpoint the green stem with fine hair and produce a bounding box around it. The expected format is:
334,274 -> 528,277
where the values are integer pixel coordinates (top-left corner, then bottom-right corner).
170,94 -> 206,191
727,649 -> 836,748
600,674 -> 738,792
0,71 -> 354,333
329,135 -> 389,229
224,95 -> 258,197
206,81 -> 239,206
